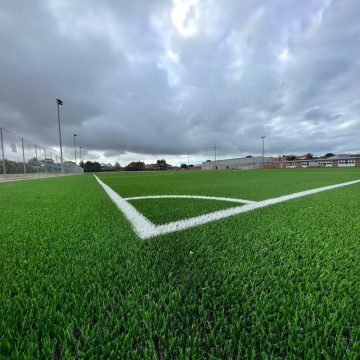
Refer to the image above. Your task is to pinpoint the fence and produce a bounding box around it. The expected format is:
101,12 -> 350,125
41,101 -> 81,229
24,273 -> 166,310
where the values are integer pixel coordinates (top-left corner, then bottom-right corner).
0,127 -> 83,181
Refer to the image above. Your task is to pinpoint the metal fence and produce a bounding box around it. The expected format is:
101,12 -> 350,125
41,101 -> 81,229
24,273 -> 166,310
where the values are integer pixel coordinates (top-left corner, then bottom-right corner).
0,127 -> 83,181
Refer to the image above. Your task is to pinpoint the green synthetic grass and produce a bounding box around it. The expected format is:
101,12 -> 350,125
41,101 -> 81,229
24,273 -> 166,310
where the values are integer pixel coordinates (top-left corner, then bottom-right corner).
128,198 -> 243,225
1,169 -> 360,359
99,168 -> 360,200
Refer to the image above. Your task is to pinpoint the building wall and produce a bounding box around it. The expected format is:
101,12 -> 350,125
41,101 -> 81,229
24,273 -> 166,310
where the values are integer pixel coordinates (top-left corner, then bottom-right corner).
203,161 -> 214,170
264,162 -> 283,169
203,157 -> 360,170
202,156 -> 265,170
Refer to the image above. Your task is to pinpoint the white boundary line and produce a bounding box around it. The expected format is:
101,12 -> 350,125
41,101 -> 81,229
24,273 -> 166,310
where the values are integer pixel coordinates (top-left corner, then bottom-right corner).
124,195 -> 255,204
94,175 -> 360,239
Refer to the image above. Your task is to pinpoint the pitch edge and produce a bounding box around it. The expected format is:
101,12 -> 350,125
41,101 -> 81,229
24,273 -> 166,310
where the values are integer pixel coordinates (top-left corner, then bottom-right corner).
93,175 -> 360,240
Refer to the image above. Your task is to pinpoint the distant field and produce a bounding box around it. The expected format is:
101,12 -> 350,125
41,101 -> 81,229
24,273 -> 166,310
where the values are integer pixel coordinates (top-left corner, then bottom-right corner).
1,168 -> 360,358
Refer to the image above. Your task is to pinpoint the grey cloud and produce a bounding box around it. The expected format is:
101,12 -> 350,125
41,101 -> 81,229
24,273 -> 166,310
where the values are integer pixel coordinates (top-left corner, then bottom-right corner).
1,0 -> 360,165
304,108 -> 341,123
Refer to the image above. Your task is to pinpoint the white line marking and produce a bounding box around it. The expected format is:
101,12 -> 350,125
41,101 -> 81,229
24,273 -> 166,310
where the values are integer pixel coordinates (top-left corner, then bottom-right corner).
94,175 -> 360,240
93,175 -> 157,238
125,195 -> 256,204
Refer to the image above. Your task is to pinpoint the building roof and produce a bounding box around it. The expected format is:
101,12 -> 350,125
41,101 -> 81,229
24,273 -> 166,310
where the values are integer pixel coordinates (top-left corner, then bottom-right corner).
326,154 -> 360,160
274,154 -> 360,162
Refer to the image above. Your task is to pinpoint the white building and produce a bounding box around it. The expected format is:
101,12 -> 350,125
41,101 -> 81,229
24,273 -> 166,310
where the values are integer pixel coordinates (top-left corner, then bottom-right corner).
202,156 -> 266,170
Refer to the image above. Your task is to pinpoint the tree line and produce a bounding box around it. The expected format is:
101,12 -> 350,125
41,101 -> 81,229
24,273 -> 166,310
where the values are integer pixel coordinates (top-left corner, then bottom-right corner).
79,159 -> 174,172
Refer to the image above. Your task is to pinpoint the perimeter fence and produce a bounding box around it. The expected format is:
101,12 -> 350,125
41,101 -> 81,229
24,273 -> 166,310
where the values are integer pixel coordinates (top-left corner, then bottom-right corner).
0,127 -> 83,181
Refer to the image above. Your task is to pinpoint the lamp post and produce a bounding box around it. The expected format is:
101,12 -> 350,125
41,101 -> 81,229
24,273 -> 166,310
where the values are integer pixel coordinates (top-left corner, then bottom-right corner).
74,134 -> 77,172
260,136 -> 265,169
214,146 -> 217,170
56,99 -> 64,173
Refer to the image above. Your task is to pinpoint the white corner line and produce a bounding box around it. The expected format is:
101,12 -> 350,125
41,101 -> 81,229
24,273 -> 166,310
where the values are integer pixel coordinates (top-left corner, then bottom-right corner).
93,175 -> 360,240
124,195 -> 256,204
93,174 -> 157,239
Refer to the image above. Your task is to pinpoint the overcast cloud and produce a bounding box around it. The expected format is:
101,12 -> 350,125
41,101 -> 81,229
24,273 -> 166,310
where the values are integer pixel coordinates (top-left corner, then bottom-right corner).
1,0 -> 359,165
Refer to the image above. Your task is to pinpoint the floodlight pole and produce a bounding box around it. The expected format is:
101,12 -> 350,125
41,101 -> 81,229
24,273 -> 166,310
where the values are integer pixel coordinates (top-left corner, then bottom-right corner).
56,99 -> 64,173
74,134 -> 78,173
188,152 -> 189,169
260,136 -> 265,169
214,146 -> 217,170
73,135 -> 77,164
1,127 -> 6,176
80,146 -> 82,166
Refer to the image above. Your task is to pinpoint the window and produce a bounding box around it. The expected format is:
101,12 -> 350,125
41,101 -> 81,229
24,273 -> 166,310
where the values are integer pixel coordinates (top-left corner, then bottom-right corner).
339,159 -> 354,164
318,161 -> 332,166
339,159 -> 355,166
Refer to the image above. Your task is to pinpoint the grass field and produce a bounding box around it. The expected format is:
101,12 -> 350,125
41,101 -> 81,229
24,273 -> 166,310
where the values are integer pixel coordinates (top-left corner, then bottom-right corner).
1,168 -> 360,359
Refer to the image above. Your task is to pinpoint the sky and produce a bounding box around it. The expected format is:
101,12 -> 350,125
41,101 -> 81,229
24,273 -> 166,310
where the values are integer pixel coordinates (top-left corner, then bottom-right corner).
1,0 -> 359,166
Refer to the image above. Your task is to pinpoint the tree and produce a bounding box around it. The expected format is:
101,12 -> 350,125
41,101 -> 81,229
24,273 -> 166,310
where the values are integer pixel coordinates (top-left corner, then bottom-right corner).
286,155 -> 297,161
324,153 -> 335,158
4,159 -> 24,174
306,153 -> 314,159
156,159 -> 169,170
84,161 -> 93,172
101,163 -> 114,172
125,161 -> 145,171
114,162 -> 121,171
245,155 -> 252,158
180,163 -> 188,169
84,161 -> 101,172
27,157 -> 38,166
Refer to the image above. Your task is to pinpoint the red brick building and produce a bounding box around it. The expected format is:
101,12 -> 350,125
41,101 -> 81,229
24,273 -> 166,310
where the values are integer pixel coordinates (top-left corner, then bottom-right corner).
264,154 -> 360,169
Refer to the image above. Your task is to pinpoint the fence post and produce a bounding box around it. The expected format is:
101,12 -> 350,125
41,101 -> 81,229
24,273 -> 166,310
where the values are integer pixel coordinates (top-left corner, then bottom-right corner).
44,149 -> 47,173
22,138 -> 26,175
0,127 -> 5,176
35,144 -> 38,173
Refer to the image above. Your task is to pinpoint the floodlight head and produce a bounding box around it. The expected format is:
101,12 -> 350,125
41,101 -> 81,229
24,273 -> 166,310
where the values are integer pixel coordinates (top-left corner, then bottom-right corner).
56,99 -> 63,105
74,134 -> 77,137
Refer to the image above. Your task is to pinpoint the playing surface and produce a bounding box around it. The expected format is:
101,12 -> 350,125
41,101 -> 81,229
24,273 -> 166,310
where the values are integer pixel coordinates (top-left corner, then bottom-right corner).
1,168 -> 360,358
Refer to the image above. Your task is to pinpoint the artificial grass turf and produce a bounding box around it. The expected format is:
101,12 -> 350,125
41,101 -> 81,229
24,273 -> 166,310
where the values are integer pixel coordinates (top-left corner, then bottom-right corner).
128,197 -> 244,225
98,167 -> 360,200
1,171 -> 360,358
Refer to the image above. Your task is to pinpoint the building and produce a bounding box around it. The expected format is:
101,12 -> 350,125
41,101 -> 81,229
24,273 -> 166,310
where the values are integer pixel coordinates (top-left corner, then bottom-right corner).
265,154 -> 360,169
201,154 -> 360,170
202,156 -> 266,170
